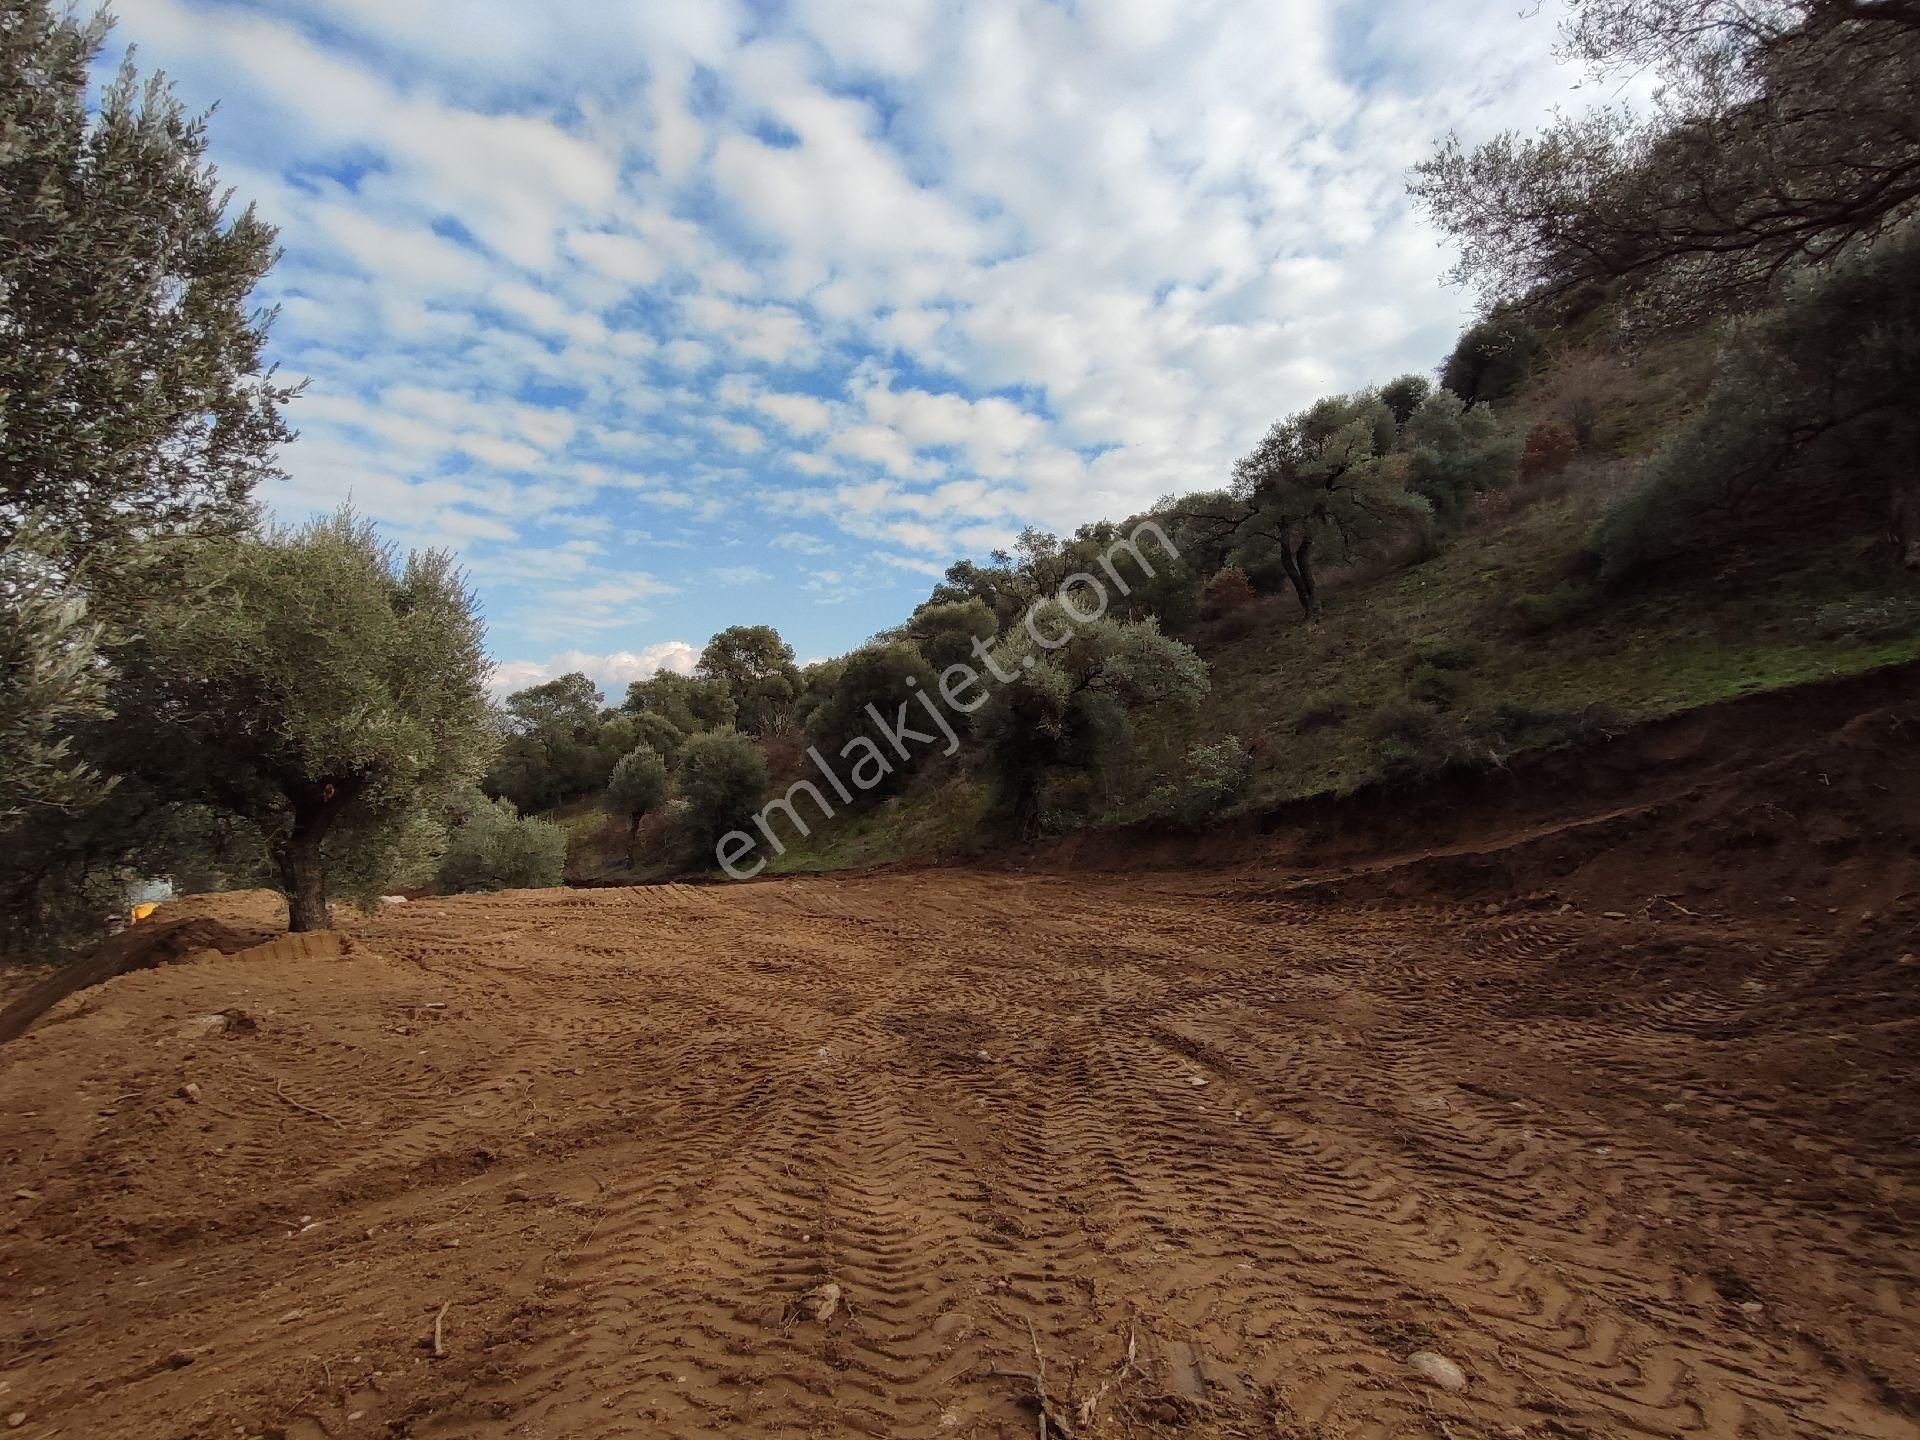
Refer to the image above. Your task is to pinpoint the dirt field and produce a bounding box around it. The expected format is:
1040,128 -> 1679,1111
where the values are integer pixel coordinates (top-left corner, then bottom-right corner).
2,873 -> 1917,1439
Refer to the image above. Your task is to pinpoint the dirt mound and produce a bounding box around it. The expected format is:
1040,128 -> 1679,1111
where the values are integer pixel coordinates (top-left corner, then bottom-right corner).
0,913 -> 273,1047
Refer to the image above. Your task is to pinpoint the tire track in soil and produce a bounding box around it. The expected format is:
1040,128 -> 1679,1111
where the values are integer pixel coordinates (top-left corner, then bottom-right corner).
0,873 -> 1915,1439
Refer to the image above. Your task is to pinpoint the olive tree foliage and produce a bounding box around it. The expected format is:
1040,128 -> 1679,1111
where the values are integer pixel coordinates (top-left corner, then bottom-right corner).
112,512 -> 493,930
673,730 -> 768,862
437,794 -> 566,893
1593,223 -> 1920,578
1173,393 -> 1430,619
0,1 -> 296,573
622,670 -> 737,734
978,607 -> 1209,837
907,599 -> 998,672
696,625 -> 800,735
1401,392 -> 1524,522
1410,1 -> 1920,325
0,529 -> 110,825
805,643 -> 940,799
1378,374 -> 1434,425
1440,317 -> 1543,408
605,745 -> 669,864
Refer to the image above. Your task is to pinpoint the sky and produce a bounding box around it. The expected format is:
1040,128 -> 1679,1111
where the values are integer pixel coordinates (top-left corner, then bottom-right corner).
107,0 -> 1596,699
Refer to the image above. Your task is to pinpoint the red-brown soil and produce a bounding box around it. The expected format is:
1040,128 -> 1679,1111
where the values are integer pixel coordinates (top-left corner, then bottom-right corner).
3,665 -> 1918,1438
2,853 -> 1917,1438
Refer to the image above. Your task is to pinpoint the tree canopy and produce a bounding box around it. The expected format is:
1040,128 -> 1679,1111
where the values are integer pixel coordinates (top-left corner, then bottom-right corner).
978,608 -> 1209,836
0,0 -> 295,573
111,511 -> 493,930
1411,0 -> 1920,324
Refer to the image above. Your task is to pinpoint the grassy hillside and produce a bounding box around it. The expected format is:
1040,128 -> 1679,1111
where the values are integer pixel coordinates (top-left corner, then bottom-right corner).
555,314 -> 1920,882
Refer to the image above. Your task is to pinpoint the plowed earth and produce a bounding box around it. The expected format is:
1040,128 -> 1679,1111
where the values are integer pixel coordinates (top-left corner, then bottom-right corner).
2,874 -> 1916,1439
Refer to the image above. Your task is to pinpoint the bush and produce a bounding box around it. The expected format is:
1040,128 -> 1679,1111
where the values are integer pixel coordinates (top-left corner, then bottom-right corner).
1406,663 -> 1460,708
1440,315 -> 1542,407
1591,227 -> 1920,582
1519,420 -> 1578,482
437,796 -> 566,892
1200,565 -> 1256,619
1147,735 -> 1253,821
1510,580 -> 1596,635
674,730 -> 768,861
1366,699 -> 1454,777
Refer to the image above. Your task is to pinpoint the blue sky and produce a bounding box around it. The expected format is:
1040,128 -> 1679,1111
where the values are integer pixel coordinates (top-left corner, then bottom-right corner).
108,0 -> 1594,698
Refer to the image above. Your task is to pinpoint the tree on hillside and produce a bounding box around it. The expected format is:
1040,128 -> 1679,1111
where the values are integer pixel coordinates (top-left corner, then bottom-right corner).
907,600 -> 998,673
696,625 -> 800,735
805,643 -> 941,798
1411,0 -> 1920,324
1440,317 -> 1542,408
978,607 -> 1209,838
1178,392 -> 1430,620
1379,374 -> 1433,425
605,745 -> 669,865
504,673 -> 601,737
622,670 -> 737,734
791,658 -> 848,735
674,730 -> 768,863
486,672 -> 607,812
0,1 -> 296,573
621,709 -> 686,764
108,511 -> 492,930
1401,391 -> 1524,522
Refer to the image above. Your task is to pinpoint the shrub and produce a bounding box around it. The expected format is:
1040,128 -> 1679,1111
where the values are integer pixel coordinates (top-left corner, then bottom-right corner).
437,796 -> 566,892
1510,580 -> 1596,635
1407,663 -> 1461,709
1591,227 -> 1920,582
1440,316 -> 1542,407
674,730 -> 769,861
1200,565 -> 1256,619
1519,420 -> 1578,482
1366,699 -> 1453,777
1147,735 -> 1253,821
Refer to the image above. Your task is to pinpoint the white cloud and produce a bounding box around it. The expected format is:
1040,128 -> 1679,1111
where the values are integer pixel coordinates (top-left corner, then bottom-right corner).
490,640 -> 700,697
111,0 -> 1602,659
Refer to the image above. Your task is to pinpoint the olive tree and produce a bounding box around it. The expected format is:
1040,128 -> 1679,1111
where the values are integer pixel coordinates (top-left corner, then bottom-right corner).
606,745 -> 669,865
1411,1 -> 1920,324
1179,393 -> 1430,620
114,511 -> 492,930
674,730 -> 768,862
696,625 -> 800,735
1,1 -> 295,571
978,606 -> 1209,837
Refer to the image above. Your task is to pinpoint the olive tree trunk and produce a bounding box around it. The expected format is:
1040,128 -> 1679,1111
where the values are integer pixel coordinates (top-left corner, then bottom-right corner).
271,780 -> 358,933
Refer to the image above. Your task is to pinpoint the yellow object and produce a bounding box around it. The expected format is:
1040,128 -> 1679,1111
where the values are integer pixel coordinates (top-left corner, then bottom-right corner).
129,901 -> 159,924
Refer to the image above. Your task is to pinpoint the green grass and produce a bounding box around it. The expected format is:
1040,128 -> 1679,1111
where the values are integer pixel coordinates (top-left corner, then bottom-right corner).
764,775 -> 992,874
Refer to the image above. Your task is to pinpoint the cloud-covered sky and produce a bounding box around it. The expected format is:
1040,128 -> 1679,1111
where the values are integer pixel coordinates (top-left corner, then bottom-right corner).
110,0 -> 1591,697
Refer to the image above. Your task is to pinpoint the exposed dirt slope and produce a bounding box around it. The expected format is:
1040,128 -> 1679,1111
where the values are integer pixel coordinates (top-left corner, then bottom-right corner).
1053,661 -> 1920,926
1,871 -> 1916,1439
